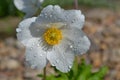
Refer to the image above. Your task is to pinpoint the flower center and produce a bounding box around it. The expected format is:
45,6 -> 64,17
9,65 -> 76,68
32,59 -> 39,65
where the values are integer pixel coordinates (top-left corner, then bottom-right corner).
43,26 -> 62,45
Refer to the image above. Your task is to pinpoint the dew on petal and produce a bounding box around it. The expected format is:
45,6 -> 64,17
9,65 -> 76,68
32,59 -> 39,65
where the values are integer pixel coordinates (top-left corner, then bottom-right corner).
44,13 -> 48,18
40,14 -> 43,16
40,54 -> 43,57
70,45 -> 73,48
52,63 -> 55,66
71,20 -> 74,23
37,44 -> 40,47
68,65 -> 72,69
16,28 -> 22,32
44,13 -> 47,16
30,47 -> 33,50
46,24 -> 49,27
32,43 -> 35,46
49,15 -> 52,18
56,60 -> 59,63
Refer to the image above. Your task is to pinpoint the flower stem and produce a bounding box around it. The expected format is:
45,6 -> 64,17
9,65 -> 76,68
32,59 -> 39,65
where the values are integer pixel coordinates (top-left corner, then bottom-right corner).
43,67 -> 46,80
74,0 -> 78,9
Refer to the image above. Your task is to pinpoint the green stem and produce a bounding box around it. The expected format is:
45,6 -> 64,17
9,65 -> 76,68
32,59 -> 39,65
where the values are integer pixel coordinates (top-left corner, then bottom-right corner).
74,0 -> 78,9
43,67 -> 46,80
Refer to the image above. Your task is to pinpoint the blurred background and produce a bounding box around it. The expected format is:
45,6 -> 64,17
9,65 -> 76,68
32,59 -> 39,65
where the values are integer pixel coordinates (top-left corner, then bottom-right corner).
0,0 -> 120,80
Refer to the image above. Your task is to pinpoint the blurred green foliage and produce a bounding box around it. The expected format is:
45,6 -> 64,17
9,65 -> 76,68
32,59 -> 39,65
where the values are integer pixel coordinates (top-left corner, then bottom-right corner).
0,0 -> 118,17
0,0 -> 23,17
42,0 -> 114,8
38,59 -> 108,80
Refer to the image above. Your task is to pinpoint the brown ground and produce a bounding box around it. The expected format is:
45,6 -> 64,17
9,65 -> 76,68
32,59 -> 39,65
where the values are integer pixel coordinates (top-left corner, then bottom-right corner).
0,8 -> 120,80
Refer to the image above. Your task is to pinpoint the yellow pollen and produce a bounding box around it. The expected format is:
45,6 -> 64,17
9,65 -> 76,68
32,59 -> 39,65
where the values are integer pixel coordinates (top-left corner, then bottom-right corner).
43,26 -> 62,45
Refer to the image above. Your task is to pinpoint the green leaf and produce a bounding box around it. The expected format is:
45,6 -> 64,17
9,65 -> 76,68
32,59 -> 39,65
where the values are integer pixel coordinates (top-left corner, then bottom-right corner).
93,66 -> 108,78
37,74 -> 43,78
77,74 -> 86,80
88,76 -> 101,80
72,58 -> 79,77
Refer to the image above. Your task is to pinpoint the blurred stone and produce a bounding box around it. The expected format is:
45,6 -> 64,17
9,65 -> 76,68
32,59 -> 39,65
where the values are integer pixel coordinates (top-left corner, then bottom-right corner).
15,41 -> 24,49
24,69 -> 42,79
89,52 -> 102,68
5,38 -> 16,47
110,49 -> 120,62
85,8 -> 115,24
9,76 -> 23,80
5,37 -> 24,49
115,64 -> 120,70
115,71 -> 120,80
0,74 -> 8,80
102,51 -> 109,64
100,42 -> 108,50
0,58 -> 20,70
116,19 -> 120,26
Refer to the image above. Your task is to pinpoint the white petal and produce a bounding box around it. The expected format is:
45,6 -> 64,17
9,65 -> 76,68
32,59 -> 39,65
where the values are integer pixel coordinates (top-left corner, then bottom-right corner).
47,40 -> 75,72
29,22 -> 66,38
14,0 -> 43,18
16,17 -> 36,45
63,28 -> 91,55
36,5 -> 85,29
28,22 -> 47,38
25,38 -> 47,69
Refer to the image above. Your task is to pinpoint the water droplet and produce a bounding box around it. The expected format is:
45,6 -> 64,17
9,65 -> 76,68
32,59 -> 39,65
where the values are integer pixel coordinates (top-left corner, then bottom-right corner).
40,14 -> 43,17
44,13 -> 47,16
56,60 -> 59,63
52,63 -> 55,66
44,13 -> 48,18
64,24 -> 67,26
40,54 -> 43,57
71,19 -> 76,23
16,28 -> 22,32
30,47 -> 33,50
37,44 -> 40,47
46,24 -> 49,27
32,43 -> 35,46
70,45 -> 73,48
49,15 -> 52,18
68,65 -> 72,69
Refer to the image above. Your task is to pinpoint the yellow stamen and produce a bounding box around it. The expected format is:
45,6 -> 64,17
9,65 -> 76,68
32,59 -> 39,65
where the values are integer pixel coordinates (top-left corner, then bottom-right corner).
43,26 -> 62,45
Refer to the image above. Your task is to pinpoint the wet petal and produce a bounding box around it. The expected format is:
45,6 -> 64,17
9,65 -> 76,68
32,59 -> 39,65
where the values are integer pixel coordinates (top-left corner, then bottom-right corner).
36,5 -> 85,29
62,28 -> 91,55
47,40 -> 75,72
14,0 -> 43,18
16,17 -> 36,45
25,38 -> 47,69
29,22 -> 66,38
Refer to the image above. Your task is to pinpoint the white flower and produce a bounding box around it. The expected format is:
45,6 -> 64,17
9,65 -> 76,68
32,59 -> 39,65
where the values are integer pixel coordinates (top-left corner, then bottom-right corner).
16,5 -> 90,72
14,0 -> 44,18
